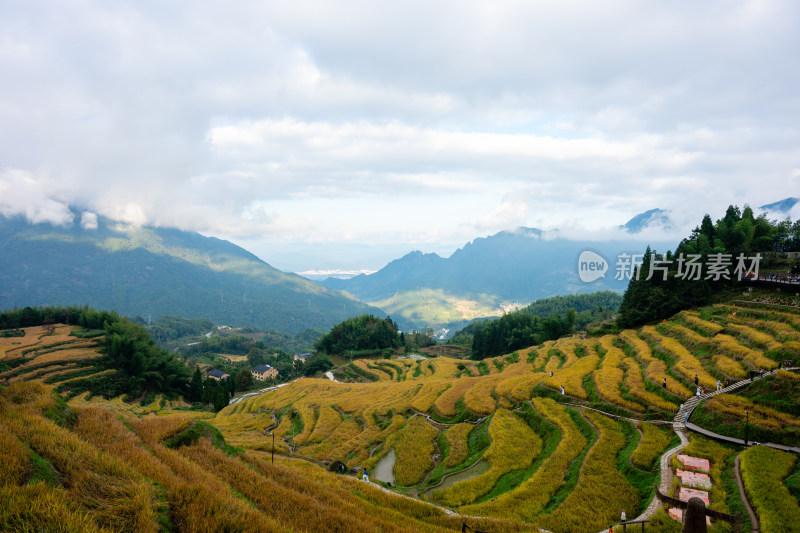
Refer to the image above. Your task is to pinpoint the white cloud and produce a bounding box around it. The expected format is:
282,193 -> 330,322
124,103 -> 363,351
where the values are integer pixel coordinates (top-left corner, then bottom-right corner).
0,1 -> 798,269
80,211 -> 98,229
0,168 -> 73,226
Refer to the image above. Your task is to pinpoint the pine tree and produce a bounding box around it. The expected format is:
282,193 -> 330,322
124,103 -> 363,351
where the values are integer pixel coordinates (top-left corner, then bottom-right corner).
213,388 -> 228,412
189,368 -> 203,402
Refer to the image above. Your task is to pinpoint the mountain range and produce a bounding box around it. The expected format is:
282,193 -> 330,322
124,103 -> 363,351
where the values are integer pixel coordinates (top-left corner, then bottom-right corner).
0,212 -> 379,333
322,225 -> 673,330
3,200 -> 792,335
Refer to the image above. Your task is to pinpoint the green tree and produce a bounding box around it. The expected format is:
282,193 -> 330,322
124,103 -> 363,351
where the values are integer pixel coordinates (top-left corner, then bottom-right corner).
189,367 -> 204,402
213,388 -> 229,412
302,355 -> 333,376
235,368 -> 252,390
247,347 -> 265,366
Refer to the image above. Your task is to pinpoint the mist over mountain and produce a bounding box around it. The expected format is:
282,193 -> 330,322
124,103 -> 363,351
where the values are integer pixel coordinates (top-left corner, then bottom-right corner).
0,212 -> 380,333
620,208 -> 672,233
322,224 -> 675,330
759,197 -> 799,214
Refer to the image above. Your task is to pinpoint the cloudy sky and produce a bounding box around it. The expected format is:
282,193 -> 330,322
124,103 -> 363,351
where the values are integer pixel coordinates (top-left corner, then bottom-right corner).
1,1 -> 799,271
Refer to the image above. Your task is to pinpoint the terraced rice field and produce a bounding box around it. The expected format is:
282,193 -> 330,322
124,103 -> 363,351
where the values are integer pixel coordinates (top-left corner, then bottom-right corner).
3,303 -> 799,532
0,325 -> 106,386
203,302 -> 798,531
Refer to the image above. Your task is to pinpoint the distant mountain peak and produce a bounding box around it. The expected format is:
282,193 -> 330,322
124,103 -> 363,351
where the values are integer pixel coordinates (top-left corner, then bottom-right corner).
496,227 -> 544,238
621,208 -> 671,233
389,250 -> 443,265
759,197 -> 799,213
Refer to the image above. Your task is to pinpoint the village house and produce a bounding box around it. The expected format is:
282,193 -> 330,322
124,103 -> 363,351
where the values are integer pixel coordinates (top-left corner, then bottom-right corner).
204,369 -> 230,381
293,352 -> 313,362
251,364 -> 278,381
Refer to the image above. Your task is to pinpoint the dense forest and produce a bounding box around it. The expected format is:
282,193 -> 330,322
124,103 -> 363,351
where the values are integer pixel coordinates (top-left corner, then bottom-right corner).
462,292 -> 623,359
0,304 -> 117,331
102,318 -> 190,399
315,314 -> 402,355
142,315 -> 215,344
617,205 -> 800,328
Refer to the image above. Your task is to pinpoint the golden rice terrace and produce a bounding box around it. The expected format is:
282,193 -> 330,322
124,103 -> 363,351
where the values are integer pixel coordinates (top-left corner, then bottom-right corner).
1,302 -> 799,532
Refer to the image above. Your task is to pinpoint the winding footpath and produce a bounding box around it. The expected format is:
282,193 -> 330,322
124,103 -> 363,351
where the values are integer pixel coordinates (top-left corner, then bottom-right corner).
734,453 -> 760,532
682,368 -> 800,454
598,367 -> 800,532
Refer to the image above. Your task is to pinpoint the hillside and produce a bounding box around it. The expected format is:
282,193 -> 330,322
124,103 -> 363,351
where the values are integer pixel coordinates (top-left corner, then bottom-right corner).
2,293 -> 800,531
0,213 -> 380,333
322,225 -> 670,330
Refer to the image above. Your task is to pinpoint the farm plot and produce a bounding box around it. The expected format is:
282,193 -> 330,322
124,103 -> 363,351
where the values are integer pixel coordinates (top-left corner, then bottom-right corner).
433,408 -> 542,507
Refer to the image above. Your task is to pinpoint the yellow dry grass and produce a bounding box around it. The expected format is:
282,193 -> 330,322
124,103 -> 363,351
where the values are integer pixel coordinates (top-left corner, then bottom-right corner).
2,383 -> 162,532
307,405 -> 341,443
759,319 -> 800,341
777,369 -> 800,380
434,376 -> 479,416
411,381 -> 452,412
291,403 -> 317,446
0,326 -> 63,361
0,431 -> 30,487
740,445 -> 800,533
218,353 -> 248,363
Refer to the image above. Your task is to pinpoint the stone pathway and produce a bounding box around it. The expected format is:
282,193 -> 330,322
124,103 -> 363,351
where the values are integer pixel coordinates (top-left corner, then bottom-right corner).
677,370 -> 780,424
632,426 -> 690,524
597,367 -> 798,532
680,368 -> 800,453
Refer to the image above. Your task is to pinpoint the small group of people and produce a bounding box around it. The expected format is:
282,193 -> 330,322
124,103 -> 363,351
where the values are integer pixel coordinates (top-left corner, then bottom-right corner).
763,272 -> 800,284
